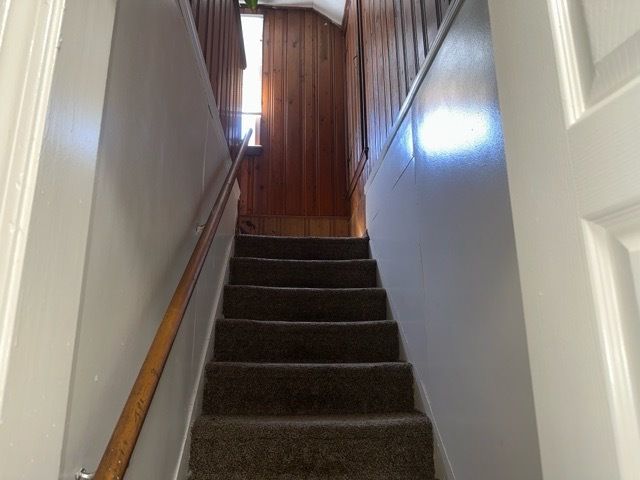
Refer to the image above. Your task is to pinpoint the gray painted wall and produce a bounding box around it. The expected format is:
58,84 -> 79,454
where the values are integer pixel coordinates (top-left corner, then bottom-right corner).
364,0 -> 542,478
58,0 -> 238,478
0,1 -> 118,478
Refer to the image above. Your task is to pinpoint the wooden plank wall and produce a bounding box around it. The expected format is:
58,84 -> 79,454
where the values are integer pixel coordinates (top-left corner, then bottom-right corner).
189,0 -> 246,153
345,0 -> 367,199
238,215 -> 350,237
238,7 -> 350,233
345,0 -> 452,235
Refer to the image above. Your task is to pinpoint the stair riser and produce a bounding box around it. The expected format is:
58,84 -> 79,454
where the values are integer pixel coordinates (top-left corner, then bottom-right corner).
191,436 -> 434,480
229,259 -> 377,288
223,286 -> 387,322
203,364 -> 414,415
214,320 -> 399,363
235,235 -> 370,260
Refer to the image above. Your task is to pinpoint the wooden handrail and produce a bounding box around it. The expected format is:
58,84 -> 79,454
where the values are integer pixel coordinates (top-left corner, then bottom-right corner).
93,130 -> 253,480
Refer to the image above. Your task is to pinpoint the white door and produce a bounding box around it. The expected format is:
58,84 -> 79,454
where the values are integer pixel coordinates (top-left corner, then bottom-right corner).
488,1 -> 640,479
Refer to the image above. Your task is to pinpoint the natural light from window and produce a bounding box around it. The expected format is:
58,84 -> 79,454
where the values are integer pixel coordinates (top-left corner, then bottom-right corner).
241,14 -> 264,146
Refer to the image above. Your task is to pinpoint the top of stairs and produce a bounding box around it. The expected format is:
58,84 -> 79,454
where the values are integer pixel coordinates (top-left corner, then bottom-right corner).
234,234 -> 370,260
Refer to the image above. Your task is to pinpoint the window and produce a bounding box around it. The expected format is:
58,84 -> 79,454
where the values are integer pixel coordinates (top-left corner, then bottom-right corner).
241,14 -> 264,147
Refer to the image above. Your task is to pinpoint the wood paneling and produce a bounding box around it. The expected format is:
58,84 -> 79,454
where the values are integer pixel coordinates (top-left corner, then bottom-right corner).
189,0 -> 246,153
345,0 -> 367,197
238,215 -> 350,237
238,7 -> 349,221
345,0 -> 451,234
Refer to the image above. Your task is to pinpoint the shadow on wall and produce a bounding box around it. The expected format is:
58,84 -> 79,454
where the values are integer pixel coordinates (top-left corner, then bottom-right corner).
364,0 -> 543,479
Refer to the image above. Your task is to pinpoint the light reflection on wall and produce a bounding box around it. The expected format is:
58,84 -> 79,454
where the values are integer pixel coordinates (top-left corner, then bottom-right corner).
417,106 -> 491,156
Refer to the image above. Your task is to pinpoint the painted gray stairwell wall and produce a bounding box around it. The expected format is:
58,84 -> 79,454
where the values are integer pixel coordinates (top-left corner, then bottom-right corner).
59,0 -> 238,478
364,0 -> 543,478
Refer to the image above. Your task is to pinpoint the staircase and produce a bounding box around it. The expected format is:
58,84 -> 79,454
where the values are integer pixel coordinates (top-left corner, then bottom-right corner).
189,234 -> 435,479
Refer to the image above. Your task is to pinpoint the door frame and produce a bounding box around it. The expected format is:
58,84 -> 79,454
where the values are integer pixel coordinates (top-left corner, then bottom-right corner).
0,1 -> 118,477
0,0 -> 67,419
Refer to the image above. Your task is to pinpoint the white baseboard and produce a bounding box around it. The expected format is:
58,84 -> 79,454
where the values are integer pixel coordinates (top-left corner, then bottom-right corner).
172,236 -> 235,480
391,299 -> 457,480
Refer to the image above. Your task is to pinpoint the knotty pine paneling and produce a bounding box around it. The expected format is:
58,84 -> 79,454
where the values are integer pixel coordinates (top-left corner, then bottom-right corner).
189,0 -> 246,153
238,7 -> 349,220
345,0 -> 452,235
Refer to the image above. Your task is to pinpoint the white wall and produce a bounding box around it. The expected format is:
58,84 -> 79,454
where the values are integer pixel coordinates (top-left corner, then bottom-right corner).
364,0 -> 542,479
0,0 -> 237,478
0,0 -> 65,418
0,1 -> 117,478
58,0 -> 239,478
258,1 -> 346,25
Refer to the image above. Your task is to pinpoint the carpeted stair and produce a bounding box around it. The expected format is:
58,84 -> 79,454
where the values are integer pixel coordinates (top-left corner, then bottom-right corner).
229,257 -> 378,288
223,285 -> 388,321
190,234 -> 435,479
213,319 -> 399,363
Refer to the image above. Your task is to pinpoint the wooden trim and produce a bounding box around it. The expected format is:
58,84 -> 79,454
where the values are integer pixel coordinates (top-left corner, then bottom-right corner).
341,0 -> 351,30
347,147 -> 368,199
93,131 -> 253,480
246,145 -> 263,156
238,214 -> 350,237
343,0 -> 368,197
355,0 -> 368,157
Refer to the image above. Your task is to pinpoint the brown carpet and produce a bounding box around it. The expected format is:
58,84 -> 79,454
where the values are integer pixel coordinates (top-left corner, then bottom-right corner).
190,234 -> 435,479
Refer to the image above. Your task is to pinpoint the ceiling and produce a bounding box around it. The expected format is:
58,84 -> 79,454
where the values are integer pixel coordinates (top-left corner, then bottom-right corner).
256,0 -> 347,25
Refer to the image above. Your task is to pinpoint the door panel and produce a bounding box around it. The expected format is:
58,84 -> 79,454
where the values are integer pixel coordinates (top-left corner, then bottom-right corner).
556,1 -> 640,477
550,0 -> 640,118
490,0 -> 640,478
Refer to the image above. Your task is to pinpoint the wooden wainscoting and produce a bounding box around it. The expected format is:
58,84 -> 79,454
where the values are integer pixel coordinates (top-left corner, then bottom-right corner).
345,0 -> 453,234
189,0 -> 246,153
238,215 -> 351,237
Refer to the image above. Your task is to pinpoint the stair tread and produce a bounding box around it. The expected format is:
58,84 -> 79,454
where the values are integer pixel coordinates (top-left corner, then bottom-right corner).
216,318 -> 396,328
192,472 -> 432,480
230,258 -> 377,288
231,257 -> 375,264
226,285 -> 385,292
234,234 -> 370,260
207,361 -> 411,370
205,361 -> 413,384
190,413 -> 435,479
237,234 -> 368,241
192,411 -> 431,439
